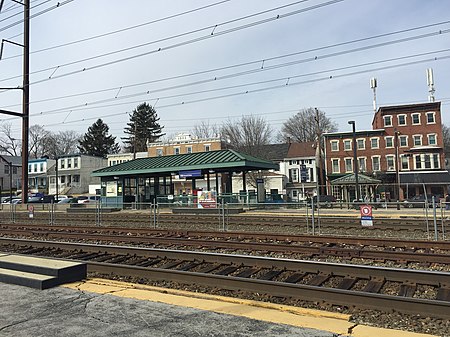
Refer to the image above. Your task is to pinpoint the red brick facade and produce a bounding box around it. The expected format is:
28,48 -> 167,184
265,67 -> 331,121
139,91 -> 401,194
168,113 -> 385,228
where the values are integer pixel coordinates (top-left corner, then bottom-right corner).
324,102 -> 446,200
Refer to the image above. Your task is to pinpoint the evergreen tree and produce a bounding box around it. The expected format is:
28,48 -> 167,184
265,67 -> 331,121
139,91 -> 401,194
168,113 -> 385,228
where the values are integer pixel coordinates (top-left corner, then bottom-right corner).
78,119 -> 120,158
122,102 -> 165,153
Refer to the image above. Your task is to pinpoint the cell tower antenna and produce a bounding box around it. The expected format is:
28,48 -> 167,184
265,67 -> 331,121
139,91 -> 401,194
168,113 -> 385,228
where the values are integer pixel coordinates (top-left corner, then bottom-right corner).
426,68 -> 435,102
370,77 -> 377,112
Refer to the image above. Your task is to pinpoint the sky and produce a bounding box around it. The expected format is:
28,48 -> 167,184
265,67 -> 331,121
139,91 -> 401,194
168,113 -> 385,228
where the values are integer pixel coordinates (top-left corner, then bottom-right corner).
0,0 -> 450,146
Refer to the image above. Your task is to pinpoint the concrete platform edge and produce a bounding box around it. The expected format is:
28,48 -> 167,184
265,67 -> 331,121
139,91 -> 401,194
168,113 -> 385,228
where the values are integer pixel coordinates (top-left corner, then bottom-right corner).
63,278 -> 439,337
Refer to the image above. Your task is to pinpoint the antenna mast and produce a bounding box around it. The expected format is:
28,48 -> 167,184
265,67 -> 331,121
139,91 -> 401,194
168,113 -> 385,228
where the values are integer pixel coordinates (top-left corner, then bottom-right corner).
370,77 -> 377,112
426,68 -> 435,102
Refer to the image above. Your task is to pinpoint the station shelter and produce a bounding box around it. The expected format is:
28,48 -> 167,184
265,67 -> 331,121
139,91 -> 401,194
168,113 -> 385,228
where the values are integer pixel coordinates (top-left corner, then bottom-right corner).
91,149 -> 278,207
329,173 -> 381,202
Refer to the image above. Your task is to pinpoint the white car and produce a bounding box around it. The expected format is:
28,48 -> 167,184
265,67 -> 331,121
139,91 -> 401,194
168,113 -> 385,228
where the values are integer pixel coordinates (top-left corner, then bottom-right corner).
77,195 -> 100,203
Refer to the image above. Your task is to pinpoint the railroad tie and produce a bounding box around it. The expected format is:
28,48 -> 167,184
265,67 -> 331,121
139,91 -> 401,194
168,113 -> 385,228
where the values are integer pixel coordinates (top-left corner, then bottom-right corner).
234,268 -> 258,278
215,266 -> 239,276
259,270 -> 283,281
363,278 -> 385,293
307,273 -> 330,286
283,273 -> 306,284
436,287 -> 450,301
398,283 -> 417,297
337,277 -> 357,290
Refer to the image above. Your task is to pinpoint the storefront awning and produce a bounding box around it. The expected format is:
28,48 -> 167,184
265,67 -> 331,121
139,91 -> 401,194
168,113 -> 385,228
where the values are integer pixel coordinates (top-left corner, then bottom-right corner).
399,171 -> 450,185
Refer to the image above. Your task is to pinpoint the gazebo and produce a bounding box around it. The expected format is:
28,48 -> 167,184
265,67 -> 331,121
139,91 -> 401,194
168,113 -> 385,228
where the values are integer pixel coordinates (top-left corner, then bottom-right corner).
330,173 -> 381,202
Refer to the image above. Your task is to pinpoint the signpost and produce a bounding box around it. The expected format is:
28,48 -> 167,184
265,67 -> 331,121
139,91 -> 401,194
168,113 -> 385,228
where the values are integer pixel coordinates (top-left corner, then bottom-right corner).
360,204 -> 373,227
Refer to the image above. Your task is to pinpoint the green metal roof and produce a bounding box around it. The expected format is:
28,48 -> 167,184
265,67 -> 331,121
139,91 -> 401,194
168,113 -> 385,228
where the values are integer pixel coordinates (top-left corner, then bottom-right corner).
330,173 -> 381,185
92,149 -> 278,177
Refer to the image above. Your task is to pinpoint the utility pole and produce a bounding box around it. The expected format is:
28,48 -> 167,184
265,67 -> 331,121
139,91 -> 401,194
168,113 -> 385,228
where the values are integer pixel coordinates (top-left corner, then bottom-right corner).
22,0 -> 30,204
0,1 -> 30,204
348,121 -> 359,201
315,108 -> 324,195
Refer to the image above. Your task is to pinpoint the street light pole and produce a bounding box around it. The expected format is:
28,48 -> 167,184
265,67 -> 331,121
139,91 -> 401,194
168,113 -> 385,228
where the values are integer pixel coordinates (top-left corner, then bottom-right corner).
394,129 -> 400,210
348,121 -> 359,201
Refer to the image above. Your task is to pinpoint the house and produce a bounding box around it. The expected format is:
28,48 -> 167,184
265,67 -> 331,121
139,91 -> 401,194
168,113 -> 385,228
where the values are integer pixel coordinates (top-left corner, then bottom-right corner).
0,155 -> 22,193
48,154 -> 107,195
148,133 -> 222,157
28,157 -> 55,194
324,102 -> 450,201
231,142 -> 319,201
107,152 -> 147,166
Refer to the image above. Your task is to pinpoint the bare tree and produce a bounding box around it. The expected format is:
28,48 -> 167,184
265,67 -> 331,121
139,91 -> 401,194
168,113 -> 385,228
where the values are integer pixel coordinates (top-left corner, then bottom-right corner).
29,125 -> 52,159
43,130 -> 81,158
280,107 -> 337,143
443,125 -> 450,157
191,121 -> 220,139
221,115 -> 273,158
0,123 -> 21,156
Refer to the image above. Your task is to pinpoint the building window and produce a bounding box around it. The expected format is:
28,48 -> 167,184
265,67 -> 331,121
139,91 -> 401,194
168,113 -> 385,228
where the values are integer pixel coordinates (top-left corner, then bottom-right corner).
385,136 -> 394,148
412,113 -> 420,125
433,154 -> 440,168
401,156 -> 409,170
186,146 -> 192,154
330,140 -> 339,151
204,145 -> 211,152
386,155 -> 395,171
33,163 -> 37,172
5,165 -> 9,174
40,163 -> 44,171
156,149 -> 163,157
398,114 -> 406,126
415,155 -> 422,169
292,190 -> 298,198
345,158 -> 353,172
428,134 -> 437,145
413,135 -> 422,146
357,138 -> 365,150
399,135 -> 408,147
73,175 -> 80,183
174,147 -> 180,155
74,158 -> 78,168
289,168 -> 298,182
332,159 -> 340,173
372,156 -> 380,171
60,160 -> 65,169
426,112 -> 435,124
13,167 -> 17,174
343,139 -> 352,151
358,157 -> 366,172
60,176 -> 65,184
67,159 -> 72,168
370,137 -> 379,149
28,164 -> 32,173
383,115 -> 392,127
424,154 -> 431,169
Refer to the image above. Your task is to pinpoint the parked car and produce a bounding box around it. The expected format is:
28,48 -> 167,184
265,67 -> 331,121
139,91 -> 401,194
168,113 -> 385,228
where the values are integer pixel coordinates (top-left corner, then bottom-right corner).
1,197 -> 21,204
403,195 -> 440,208
351,199 -> 383,210
77,195 -> 100,204
58,197 -> 78,204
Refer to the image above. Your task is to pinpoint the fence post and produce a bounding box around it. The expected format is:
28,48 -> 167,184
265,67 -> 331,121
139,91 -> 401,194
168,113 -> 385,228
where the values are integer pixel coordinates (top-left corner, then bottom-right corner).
432,196 -> 438,241
311,197 -> 315,235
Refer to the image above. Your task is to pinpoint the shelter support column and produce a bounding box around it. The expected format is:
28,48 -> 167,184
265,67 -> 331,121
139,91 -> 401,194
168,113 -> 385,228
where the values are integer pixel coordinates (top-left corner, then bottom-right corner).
215,173 -> 219,194
242,171 -> 246,191
206,172 -> 210,190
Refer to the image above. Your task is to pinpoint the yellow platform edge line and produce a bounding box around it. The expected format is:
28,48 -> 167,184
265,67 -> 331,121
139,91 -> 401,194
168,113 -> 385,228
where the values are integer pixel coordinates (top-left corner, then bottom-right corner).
63,278 -> 439,337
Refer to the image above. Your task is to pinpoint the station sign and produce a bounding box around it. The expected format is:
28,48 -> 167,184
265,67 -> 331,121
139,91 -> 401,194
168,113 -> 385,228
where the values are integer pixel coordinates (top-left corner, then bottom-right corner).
360,205 -> 373,227
179,170 -> 202,178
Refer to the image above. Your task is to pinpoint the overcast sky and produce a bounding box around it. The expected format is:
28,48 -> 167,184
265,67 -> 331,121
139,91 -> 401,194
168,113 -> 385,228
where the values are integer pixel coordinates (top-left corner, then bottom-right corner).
1,0 -> 450,145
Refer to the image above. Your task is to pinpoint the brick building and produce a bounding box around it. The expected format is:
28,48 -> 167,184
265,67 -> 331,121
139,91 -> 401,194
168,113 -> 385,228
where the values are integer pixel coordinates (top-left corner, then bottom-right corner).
147,133 -> 222,157
324,102 -> 450,202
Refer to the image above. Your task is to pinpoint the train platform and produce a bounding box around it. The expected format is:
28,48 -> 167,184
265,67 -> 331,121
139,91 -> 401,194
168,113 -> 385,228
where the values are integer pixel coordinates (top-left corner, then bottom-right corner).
0,278 -> 439,337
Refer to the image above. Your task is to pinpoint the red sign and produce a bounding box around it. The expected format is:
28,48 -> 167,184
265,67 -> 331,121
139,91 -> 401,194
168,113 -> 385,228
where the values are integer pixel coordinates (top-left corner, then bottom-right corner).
360,205 -> 372,217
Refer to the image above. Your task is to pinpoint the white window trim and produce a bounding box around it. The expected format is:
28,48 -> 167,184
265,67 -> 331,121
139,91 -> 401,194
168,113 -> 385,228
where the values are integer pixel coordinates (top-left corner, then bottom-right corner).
384,136 -> 394,148
412,134 -> 423,146
370,137 -> 379,149
397,114 -> 407,126
174,146 -> 181,155
343,139 -> 352,151
371,155 -> 381,172
383,115 -> 393,127
344,157 -> 353,173
356,138 -> 365,150
433,153 -> 441,169
411,113 -> 421,125
330,140 -> 339,151
399,135 -> 408,147
426,111 -> 436,125
414,154 -> 422,169
357,156 -> 367,172
331,158 -> 340,173
427,133 -> 437,146
400,155 -> 410,171
386,155 -> 395,171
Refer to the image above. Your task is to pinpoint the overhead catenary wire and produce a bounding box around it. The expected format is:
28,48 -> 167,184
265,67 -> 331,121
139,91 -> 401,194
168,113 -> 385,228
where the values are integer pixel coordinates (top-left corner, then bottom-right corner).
0,0 -> 344,86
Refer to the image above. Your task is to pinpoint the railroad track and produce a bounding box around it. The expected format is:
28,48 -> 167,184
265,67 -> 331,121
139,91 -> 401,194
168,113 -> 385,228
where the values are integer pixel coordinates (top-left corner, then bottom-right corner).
2,211 -> 448,232
1,224 -> 449,265
0,237 -> 449,319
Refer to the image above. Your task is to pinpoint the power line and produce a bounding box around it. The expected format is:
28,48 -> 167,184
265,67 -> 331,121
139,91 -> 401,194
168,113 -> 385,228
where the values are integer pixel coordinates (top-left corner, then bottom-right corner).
0,0 -> 51,25
0,0 -> 344,85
